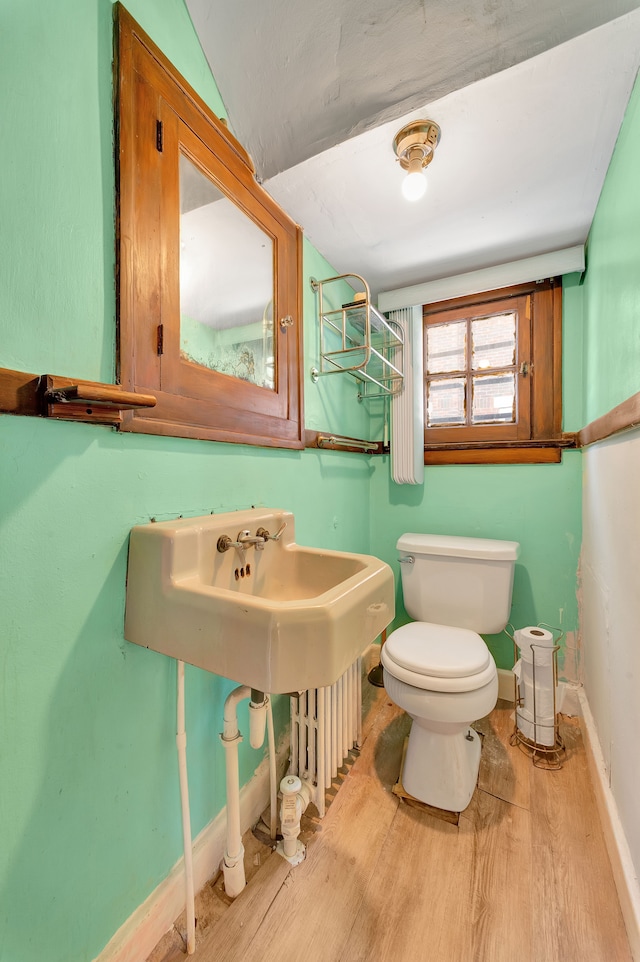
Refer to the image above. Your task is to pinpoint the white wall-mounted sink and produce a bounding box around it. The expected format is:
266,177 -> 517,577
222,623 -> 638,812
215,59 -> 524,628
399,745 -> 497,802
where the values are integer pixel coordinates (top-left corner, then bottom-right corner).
124,508 -> 394,693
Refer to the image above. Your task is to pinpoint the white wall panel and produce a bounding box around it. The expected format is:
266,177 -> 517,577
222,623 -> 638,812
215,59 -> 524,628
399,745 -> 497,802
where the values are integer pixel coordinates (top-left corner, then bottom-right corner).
582,428 -> 640,877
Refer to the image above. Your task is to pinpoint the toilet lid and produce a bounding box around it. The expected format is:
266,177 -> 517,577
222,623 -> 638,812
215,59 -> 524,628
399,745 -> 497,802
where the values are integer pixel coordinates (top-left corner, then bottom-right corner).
384,622 -> 491,678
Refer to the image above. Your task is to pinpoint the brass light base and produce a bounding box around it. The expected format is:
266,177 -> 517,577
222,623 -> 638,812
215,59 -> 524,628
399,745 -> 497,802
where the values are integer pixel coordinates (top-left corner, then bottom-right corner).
393,120 -> 441,170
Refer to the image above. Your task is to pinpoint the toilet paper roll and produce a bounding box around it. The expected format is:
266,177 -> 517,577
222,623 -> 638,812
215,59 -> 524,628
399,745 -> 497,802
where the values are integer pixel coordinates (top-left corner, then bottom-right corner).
520,661 -> 556,718
514,626 -> 557,728
513,660 -> 555,718
516,706 -> 556,747
515,626 -> 555,655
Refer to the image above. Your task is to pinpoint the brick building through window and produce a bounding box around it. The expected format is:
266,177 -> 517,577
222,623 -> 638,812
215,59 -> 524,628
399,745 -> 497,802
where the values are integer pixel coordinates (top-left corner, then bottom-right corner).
422,280 -> 563,464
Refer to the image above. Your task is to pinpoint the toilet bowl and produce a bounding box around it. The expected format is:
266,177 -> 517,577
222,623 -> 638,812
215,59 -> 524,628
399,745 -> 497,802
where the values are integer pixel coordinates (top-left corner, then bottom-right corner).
382,622 -> 498,811
382,533 -> 519,813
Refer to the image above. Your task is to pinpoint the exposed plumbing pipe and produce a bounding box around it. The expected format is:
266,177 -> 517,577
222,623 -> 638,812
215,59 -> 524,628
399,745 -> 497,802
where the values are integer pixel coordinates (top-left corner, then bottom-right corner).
177,673 -> 274,930
266,697 -> 277,840
248,689 -> 268,748
250,691 -> 277,838
176,660 -> 196,955
179,679 -> 273,911
221,684 -> 251,898
221,686 -> 268,897
276,774 -> 314,865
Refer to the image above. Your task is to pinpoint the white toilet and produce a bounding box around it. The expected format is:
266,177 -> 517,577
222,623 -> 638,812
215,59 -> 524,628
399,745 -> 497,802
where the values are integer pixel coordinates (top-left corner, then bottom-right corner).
382,533 -> 519,812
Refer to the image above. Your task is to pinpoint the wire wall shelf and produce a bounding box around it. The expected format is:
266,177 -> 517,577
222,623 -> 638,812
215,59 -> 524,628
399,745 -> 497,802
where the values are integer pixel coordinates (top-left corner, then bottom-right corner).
310,274 -> 404,400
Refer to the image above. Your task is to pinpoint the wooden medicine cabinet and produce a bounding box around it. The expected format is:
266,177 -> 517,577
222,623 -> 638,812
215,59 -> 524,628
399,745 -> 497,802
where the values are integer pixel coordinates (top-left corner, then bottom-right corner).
115,6 -> 303,447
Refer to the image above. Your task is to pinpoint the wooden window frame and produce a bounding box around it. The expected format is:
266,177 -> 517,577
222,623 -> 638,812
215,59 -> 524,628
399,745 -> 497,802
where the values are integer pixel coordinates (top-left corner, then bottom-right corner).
423,280 -> 564,465
115,6 -> 304,448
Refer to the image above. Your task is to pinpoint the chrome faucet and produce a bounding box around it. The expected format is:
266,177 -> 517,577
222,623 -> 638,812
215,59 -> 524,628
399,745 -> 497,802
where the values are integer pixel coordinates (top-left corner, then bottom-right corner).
217,529 -> 267,553
237,529 -> 267,547
217,522 -> 287,553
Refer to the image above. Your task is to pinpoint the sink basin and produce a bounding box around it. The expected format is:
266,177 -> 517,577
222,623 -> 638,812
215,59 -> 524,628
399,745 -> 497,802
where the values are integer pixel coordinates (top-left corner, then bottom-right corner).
124,509 -> 394,693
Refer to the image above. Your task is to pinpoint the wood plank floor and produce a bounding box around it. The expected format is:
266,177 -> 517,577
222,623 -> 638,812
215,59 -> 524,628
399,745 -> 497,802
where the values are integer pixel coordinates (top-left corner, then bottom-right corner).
149,693 -> 632,962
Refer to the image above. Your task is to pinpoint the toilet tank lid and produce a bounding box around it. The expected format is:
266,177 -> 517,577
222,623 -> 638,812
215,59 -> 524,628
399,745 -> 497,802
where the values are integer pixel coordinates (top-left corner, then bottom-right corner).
397,533 -> 520,561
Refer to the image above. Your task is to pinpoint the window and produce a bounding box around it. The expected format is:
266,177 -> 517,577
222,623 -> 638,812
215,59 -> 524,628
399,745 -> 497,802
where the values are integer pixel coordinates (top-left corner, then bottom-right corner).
423,281 -> 563,464
115,7 -> 303,448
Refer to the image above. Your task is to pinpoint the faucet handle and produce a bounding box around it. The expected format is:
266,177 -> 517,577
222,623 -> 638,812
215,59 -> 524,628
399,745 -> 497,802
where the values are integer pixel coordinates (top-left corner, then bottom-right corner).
256,522 -> 287,543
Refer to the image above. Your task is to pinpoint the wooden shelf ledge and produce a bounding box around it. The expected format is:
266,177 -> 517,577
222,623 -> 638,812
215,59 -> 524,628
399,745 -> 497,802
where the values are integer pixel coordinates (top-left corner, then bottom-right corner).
0,367 -> 156,425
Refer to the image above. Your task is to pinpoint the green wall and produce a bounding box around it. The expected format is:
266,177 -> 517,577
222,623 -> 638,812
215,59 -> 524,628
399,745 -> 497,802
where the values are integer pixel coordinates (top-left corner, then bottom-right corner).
0,3 -> 371,961
369,454 -> 582,670
369,272 -> 584,671
0,0 -> 225,385
0,419 -> 373,962
0,1 -> 584,960
580,72 -> 640,424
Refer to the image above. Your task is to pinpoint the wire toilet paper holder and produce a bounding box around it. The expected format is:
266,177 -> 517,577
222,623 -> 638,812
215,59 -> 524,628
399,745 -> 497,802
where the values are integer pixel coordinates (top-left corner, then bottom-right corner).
505,623 -> 566,770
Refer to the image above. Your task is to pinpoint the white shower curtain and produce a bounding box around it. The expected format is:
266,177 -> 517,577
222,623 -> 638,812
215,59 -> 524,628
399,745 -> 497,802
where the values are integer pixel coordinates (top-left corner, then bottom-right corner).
389,306 -> 424,485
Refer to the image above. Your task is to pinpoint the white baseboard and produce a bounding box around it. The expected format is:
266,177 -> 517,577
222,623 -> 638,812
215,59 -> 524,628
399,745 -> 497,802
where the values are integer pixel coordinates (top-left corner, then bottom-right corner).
578,688 -> 640,961
497,668 -> 516,702
94,739 -> 289,962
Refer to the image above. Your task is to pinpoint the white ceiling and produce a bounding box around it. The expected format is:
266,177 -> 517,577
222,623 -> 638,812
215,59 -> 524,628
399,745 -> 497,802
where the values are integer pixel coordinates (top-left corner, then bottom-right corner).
185,1 -> 640,298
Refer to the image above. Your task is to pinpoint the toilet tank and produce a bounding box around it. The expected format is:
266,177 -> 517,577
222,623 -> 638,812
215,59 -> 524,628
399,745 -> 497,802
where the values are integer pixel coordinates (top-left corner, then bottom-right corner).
397,533 -> 520,634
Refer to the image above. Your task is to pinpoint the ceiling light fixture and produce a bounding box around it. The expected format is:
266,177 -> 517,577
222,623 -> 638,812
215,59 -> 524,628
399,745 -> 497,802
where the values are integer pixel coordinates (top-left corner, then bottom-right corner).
393,120 -> 441,202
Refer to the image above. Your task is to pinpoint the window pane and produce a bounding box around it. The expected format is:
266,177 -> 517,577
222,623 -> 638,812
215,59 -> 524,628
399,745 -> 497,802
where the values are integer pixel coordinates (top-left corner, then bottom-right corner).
427,321 -> 466,374
472,313 -> 516,371
472,373 -> 515,423
427,377 -> 466,425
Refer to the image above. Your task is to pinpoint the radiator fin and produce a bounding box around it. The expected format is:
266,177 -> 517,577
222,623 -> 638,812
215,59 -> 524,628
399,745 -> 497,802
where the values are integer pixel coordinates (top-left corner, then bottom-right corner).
290,658 -> 362,818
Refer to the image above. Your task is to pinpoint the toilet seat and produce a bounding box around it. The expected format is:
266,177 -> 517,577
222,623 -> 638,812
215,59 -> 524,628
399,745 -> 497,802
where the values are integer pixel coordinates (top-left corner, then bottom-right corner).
382,622 -> 497,693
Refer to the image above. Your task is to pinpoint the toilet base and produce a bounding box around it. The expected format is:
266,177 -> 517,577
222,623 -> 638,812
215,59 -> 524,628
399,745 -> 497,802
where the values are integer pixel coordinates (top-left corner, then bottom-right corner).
402,719 -> 482,813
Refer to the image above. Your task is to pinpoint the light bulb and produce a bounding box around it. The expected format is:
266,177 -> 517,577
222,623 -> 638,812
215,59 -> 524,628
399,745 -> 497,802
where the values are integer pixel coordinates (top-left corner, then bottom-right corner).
402,169 -> 427,202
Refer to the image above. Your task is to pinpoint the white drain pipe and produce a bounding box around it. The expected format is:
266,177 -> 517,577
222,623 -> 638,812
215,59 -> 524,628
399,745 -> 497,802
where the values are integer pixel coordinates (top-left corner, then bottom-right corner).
221,685 -> 251,898
177,673 -> 273,938
266,697 -> 277,839
221,686 -> 268,898
249,691 -> 268,748
176,660 -> 196,955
